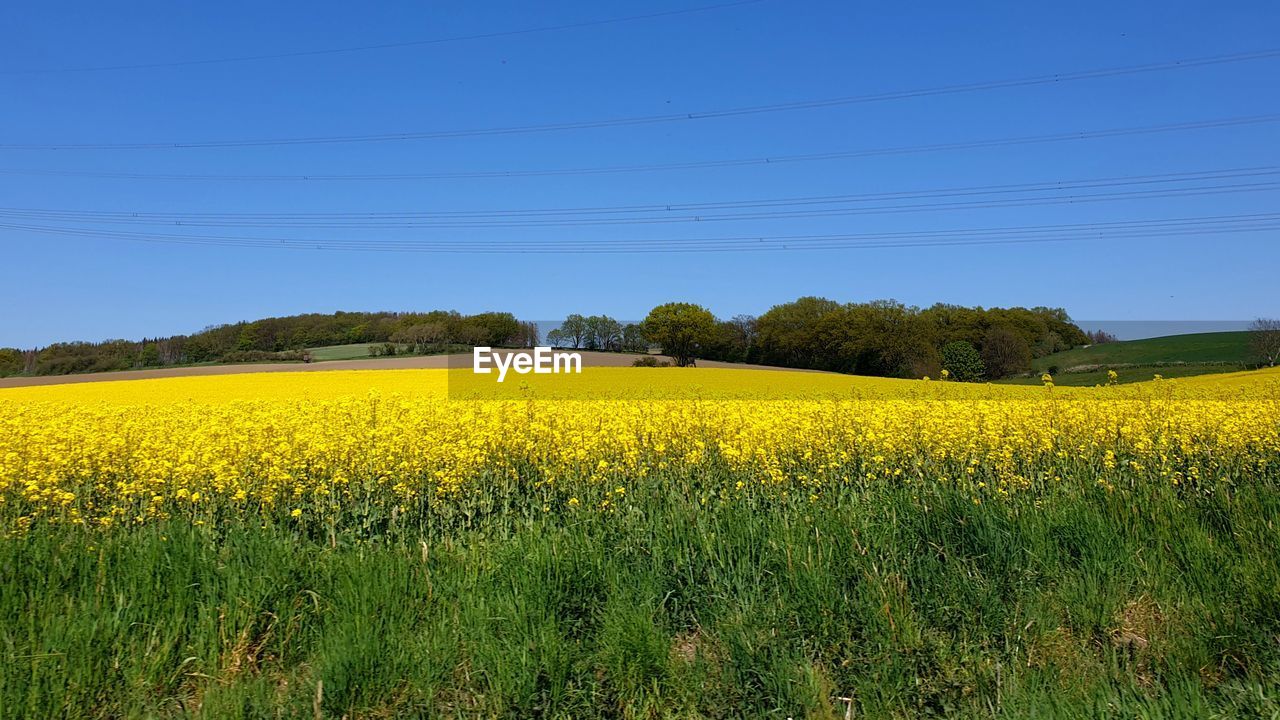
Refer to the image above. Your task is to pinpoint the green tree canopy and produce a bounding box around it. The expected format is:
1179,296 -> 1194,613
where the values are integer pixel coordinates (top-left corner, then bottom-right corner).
641,303 -> 716,367
941,341 -> 985,382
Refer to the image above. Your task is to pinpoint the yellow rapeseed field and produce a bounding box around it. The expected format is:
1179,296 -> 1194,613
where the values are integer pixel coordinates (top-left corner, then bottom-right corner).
2,367 -> 1278,532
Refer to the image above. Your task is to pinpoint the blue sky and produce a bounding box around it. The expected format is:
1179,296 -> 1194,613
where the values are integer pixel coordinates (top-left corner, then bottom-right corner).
1,0 -> 1278,347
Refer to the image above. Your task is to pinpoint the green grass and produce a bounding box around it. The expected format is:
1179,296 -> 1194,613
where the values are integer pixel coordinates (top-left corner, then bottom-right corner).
996,332 -> 1255,386
1032,332 -> 1252,372
305,343 -> 393,361
3,470 -> 1278,718
306,343 -> 474,362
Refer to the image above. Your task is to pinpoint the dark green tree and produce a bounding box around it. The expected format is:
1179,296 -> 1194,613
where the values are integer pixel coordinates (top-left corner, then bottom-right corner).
941,341 -> 985,382
584,315 -> 622,351
558,315 -> 589,349
641,303 -> 716,367
0,348 -> 24,377
981,326 -> 1032,379
620,324 -> 648,353
754,297 -> 843,369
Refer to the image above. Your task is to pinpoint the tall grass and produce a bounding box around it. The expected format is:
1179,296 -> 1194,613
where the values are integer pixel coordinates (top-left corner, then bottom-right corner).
2,469 -> 1278,718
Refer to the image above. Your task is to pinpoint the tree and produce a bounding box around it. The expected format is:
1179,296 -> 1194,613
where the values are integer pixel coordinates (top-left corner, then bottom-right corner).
584,315 -> 622,351
454,324 -> 490,347
754,297 -> 843,368
466,312 -> 521,347
921,303 -> 985,347
729,315 -> 757,349
512,321 -> 540,348
705,314 -> 758,363
391,322 -> 449,353
1250,318 -> 1280,367
420,322 -> 450,346
641,303 -> 716,367
1086,329 -> 1118,345
1034,331 -> 1066,357
0,348 -> 24,377
941,341 -> 985,382
1028,306 -> 1091,349
558,315 -> 589,349
981,326 -> 1032,379
138,342 -> 161,367
620,324 -> 647,353
702,315 -> 758,363
839,300 -> 936,377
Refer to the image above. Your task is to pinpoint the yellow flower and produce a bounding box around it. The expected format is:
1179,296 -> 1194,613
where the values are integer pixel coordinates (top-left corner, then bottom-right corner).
0,365 -> 1274,530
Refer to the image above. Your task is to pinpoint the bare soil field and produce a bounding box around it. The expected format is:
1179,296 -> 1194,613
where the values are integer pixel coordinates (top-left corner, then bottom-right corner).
0,351 -> 816,388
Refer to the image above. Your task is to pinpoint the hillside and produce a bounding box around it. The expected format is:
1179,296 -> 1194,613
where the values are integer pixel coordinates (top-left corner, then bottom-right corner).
996,331 -> 1254,385
0,310 -> 534,377
1031,331 -> 1252,371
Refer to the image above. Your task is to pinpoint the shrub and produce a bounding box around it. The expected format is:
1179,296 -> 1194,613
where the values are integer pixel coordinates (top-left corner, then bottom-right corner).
941,341 -> 985,382
220,350 -> 304,363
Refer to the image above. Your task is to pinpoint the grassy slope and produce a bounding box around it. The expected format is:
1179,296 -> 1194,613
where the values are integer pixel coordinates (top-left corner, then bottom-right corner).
991,332 -> 1254,386
4,475 -> 1278,718
307,343 -> 473,362
1032,332 -> 1251,371
305,343 -> 387,361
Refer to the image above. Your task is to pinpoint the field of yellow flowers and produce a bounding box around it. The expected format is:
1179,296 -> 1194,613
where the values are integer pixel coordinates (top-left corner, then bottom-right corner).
2,367 -> 1279,718
2,367 -> 1279,534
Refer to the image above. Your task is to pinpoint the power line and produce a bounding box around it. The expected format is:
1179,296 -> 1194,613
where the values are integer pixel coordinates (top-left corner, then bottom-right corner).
3,114 -> 1277,181
1,0 -> 770,75
4,183 -> 1274,227
3,166 -> 1272,220
3,212 -> 1277,254
5,48 -> 1279,150
3,172 -> 1275,229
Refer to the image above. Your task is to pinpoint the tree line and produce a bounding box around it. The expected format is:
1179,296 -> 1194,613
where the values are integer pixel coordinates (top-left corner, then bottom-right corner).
545,315 -> 647,353
623,299 -> 1092,380
11,300 -> 1211,381
0,311 -> 538,377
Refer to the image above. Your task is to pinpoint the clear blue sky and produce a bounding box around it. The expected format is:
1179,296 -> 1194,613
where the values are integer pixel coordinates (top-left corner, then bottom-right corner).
2,0 -> 1278,347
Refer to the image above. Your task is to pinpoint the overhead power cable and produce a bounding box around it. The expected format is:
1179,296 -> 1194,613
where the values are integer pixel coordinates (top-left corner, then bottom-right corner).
2,169 -> 1276,229
4,48 -> 1279,150
3,212 -> 1277,254
1,0 -> 769,75
2,114 -> 1277,181
0,166 -> 1270,220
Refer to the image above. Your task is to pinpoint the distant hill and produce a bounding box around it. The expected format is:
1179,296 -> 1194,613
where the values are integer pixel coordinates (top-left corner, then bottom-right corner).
994,331 -> 1254,386
1031,331 -> 1252,371
0,310 -> 534,378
